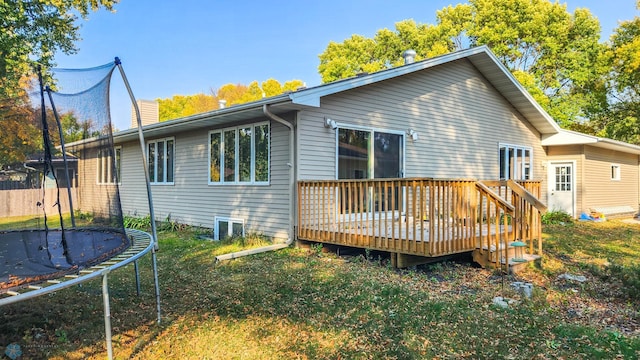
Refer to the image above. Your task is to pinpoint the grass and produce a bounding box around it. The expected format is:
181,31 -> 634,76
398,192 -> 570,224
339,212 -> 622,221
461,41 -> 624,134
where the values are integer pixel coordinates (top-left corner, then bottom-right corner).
0,220 -> 639,359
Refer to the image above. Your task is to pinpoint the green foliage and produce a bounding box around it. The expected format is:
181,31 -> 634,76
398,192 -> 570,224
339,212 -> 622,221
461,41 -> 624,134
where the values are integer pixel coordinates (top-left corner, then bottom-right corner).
318,0 -> 610,131
310,242 -> 323,256
590,5 -> 640,145
123,214 -> 151,230
541,210 -> 573,225
0,0 -> 117,99
157,214 -> 189,232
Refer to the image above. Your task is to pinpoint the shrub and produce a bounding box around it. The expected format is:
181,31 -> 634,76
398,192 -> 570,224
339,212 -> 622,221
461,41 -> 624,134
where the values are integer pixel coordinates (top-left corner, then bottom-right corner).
123,214 -> 152,230
542,210 -> 573,225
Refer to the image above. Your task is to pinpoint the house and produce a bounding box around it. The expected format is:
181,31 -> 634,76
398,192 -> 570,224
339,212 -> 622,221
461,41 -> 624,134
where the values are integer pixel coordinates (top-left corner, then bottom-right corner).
89,45 -> 638,268
543,130 -> 640,218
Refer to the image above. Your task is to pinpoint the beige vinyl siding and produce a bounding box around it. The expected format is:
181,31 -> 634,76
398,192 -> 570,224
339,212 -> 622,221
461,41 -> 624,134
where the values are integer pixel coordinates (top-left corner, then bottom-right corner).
297,59 -> 546,195
76,148 -> 121,217
130,99 -> 159,128
582,146 -> 639,213
546,145 -> 584,215
118,118 -> 292,241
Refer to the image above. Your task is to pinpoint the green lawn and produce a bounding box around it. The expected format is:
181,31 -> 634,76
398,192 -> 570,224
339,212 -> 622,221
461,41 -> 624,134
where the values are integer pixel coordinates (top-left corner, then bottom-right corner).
0,221 -> 639,359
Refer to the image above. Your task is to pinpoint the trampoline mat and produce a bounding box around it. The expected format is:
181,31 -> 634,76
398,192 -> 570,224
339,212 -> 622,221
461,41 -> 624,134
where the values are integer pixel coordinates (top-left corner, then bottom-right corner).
0,229 -> 130,291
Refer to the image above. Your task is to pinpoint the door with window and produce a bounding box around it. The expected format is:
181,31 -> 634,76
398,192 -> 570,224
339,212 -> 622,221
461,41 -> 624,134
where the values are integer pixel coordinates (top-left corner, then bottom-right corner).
547,162 -> 575,216
337,128 -> 403,213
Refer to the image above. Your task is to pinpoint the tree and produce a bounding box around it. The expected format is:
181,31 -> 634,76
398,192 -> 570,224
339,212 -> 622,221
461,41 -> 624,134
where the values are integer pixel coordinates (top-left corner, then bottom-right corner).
216,83 -> 249,107
283,79 -> 305,92
240,81 -> 264,103
0,96 -> 40,167
591,1 -> 640,144
157,93 -> 218,121
158,79 -> 305,121
0,0 -> 117,99
261,78 -> 283,97
318,0 -> 607,128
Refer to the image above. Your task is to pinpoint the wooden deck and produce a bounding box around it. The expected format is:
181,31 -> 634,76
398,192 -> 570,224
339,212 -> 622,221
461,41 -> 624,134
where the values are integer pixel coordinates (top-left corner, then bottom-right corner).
297,178 -> 545,268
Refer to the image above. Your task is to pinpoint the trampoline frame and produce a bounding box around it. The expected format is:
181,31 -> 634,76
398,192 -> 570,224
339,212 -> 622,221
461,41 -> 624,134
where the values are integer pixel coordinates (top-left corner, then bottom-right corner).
0,228 -> 160,359
0,59 -> 161,360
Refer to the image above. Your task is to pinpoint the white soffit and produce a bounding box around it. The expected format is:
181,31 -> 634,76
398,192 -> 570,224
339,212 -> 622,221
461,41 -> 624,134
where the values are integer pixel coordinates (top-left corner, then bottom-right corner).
543,130 -> 640,155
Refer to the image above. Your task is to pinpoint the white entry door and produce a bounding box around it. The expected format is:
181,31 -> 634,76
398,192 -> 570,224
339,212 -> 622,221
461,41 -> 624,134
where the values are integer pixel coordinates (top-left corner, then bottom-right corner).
547,162 -> 575,216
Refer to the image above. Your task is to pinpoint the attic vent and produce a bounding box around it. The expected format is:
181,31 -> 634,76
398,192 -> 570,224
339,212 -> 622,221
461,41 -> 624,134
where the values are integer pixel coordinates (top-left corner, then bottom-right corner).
402,49 -> 417,64
219,99 -> 227,109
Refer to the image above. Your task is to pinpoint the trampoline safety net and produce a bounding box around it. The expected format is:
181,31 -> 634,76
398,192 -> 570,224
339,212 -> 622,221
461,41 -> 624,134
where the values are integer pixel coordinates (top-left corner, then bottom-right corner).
0,62 -> 130,292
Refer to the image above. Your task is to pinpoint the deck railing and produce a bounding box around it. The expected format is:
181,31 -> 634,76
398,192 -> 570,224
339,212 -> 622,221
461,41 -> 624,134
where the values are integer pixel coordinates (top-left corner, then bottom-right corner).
480,180 -> 546,256
298,178 -> 542,263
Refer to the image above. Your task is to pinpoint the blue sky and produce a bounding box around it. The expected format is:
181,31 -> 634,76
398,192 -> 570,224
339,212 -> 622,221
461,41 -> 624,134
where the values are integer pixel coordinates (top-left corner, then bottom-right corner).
55,0 -> 639,131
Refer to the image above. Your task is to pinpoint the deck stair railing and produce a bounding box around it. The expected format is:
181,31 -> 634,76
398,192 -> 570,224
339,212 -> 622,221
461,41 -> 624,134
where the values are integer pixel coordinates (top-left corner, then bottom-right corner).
297,178 -> 544,267
474,181 -> 515,270
479,180 -> 546,262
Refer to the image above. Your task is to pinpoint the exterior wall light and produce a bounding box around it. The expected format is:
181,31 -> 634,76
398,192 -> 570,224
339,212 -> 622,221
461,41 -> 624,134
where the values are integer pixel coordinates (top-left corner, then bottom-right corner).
407,129 -> 419,142
324,117 -> 338,130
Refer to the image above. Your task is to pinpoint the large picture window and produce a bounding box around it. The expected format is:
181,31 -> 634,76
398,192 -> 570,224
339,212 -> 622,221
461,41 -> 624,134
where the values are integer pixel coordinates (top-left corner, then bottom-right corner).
97,146 -> 121,185
499,144 -> 532,180
338,127 -> 403,180
209,122 -> 269,185
337,126 -> 404,213
148,138 -> 174,184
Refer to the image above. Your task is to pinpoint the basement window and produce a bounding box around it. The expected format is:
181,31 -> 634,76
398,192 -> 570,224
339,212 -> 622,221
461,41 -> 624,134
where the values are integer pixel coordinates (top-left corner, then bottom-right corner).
611,164 -> 621,181
214,217 -> 245,240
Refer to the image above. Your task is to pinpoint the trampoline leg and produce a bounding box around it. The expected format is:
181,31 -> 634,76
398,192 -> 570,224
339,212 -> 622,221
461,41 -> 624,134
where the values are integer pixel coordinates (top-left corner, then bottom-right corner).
152,247 -> 161,324
102,273 -> 114,360
134,260 -> 141,296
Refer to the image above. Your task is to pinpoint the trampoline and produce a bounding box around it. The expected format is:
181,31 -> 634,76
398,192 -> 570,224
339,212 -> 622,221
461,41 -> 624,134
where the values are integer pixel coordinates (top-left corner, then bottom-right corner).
0,59 -> 160,359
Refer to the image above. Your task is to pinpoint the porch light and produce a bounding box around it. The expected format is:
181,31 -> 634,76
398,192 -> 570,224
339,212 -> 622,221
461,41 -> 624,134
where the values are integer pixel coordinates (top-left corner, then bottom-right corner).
511,240 -> 527,262
324,117 -> 337,130
407,129 -> 419,142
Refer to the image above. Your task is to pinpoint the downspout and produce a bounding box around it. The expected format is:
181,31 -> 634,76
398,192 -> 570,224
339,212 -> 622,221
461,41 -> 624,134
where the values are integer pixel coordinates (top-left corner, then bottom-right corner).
214,104 -> 295,262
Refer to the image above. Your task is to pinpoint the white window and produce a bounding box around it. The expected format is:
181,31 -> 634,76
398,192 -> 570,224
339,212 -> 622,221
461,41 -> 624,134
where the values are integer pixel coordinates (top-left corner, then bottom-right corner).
97,146 -> 121,185
148,138 -> 174,185
56,168 -> 77,188
611,164 -> 621,181
209,122 -> 269,185
214,217 -> 245,240
499,144 -> 532,180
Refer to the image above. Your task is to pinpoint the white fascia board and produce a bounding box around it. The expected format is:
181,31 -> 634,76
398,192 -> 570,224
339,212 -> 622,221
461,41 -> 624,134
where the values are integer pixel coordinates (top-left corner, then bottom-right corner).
478,49 -> 561,134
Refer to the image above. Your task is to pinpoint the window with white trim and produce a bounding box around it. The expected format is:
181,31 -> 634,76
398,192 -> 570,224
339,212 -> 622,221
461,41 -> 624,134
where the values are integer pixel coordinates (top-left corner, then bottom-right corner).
97,146 -> 121,185
148,138 -> 174,184
214,217 -> 244,240
209,122 -> 269,184
611,164 -> 621,181
499,144 -> 532,180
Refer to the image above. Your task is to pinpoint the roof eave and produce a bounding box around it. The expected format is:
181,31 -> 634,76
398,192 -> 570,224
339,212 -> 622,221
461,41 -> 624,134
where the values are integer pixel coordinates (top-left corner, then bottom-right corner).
543,130 -> 640,155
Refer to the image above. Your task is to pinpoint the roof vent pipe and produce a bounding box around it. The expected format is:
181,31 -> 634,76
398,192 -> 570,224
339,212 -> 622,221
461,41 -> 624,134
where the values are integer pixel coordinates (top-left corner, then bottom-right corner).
219,99 -> 227,109
402,49 -> 416,64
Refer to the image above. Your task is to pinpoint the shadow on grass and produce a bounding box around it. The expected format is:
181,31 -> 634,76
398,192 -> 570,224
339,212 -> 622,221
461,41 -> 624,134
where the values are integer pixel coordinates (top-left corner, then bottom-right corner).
1,223 -> 639,359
